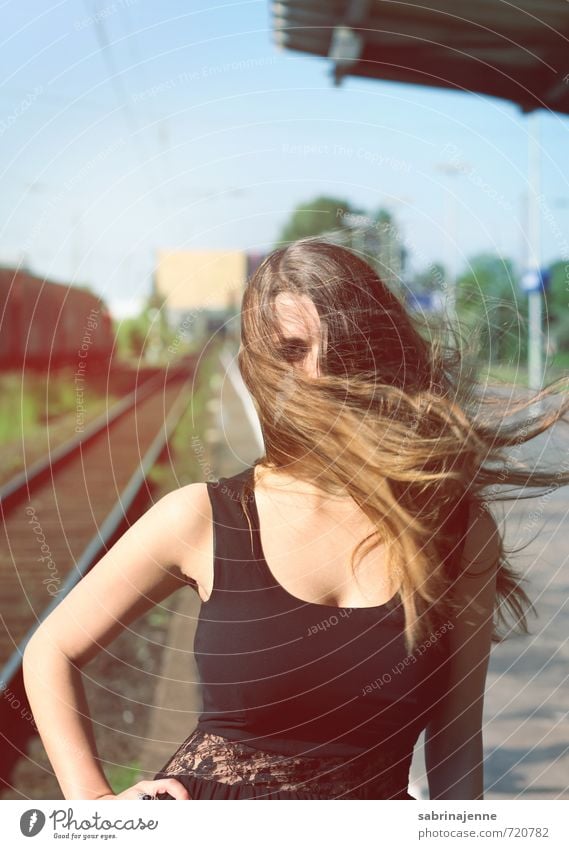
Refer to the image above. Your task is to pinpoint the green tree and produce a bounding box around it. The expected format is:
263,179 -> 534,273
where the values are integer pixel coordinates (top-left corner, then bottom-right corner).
545,260 -> 569,353
410,262 -> 447,295
371,207 -> 392,227
455,253 -> 524,365
275,195 -> 360,245
114,292 -> 176,362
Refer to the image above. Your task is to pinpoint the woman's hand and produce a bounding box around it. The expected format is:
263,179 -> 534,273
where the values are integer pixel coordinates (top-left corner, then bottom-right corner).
96,778 -> 192,800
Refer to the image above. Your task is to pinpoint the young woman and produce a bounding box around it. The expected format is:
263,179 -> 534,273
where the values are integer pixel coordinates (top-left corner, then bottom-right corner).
23,238 -> 569,800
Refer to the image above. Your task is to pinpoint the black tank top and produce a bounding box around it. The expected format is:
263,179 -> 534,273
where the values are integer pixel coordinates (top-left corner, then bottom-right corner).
154,463 -> 471,800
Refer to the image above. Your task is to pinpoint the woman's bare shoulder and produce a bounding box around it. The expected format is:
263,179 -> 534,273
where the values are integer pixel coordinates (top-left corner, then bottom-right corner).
154,483 -> 214,592
154,482 -> 213,542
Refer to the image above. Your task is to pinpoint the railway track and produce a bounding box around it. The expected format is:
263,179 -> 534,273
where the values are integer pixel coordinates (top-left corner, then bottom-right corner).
0,360 -> 195,788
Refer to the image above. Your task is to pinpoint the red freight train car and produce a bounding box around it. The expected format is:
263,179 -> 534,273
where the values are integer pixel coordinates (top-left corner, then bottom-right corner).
0,267 -> 114,370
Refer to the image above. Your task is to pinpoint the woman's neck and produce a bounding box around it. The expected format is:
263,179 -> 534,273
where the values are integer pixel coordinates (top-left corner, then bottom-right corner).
253,462 -> 356,507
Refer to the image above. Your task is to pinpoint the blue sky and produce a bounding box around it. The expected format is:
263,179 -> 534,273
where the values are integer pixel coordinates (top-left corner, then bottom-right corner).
1,0 -> 568,315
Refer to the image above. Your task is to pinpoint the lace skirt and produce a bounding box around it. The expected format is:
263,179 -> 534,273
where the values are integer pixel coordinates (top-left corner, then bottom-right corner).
153,726 -> 416,800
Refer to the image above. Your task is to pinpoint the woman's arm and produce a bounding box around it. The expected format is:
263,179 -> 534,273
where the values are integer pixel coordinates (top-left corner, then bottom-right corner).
22,483 -> 210,800
424,503 -> 500,800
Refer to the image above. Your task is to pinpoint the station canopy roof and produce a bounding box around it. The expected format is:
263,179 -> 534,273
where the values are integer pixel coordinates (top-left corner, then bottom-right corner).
271,0 -> 569,116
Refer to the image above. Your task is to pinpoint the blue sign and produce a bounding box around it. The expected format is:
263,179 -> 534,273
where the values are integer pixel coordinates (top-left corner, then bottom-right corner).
406,291 -> 434,312
520,267 -> 551,292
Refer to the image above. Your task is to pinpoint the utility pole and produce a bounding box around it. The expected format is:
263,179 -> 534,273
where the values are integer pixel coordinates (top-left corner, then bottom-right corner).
436,161 -> 468,327
526,111 -> 544,392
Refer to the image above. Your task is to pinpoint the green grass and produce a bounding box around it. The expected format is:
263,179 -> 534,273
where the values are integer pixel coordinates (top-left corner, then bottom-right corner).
146,609 -> 170,628
0,374 -> 44,442
104,761 -> 143,795
147,338 -> 224,493
479,364 -> 531,387
0,369 -> 112,444
549,351 -> 569,373
479,355 -> 569,389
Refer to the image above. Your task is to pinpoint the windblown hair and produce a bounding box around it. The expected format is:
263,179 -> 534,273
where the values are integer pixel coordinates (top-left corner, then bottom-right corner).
237,237 -> 569,653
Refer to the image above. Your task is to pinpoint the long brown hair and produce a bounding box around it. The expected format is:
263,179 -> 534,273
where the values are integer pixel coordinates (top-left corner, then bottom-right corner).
237,237 -> 569,653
